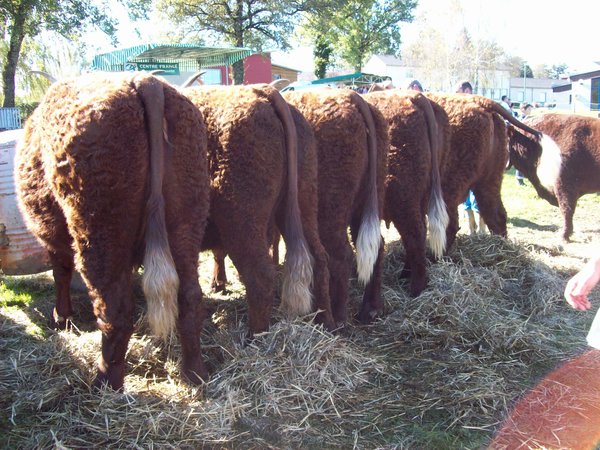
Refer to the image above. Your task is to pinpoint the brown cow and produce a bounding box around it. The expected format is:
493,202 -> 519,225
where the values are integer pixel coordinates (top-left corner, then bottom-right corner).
15,73 -> 211,390
363,90 -> 449,296
508,113 -> 600,241
183,85 -> 324,333
425,93 -> 541,250
283,89 -> 388,324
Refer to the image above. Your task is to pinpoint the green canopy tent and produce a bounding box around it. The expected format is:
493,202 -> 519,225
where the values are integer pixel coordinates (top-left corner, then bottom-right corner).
90,44 -> 255,78
310,72 -> 391,88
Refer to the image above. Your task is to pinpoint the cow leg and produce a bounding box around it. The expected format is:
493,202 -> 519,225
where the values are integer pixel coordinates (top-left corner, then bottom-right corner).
321,227 -> 354,326
394,212 -> 428,297
445,204 -> 461,253
556,189 -> 577,242
90,270 -> 135,391
298,228 -> 335,330
48,249 -> 75,329
175,260 -> 209,384
356,239 -> 385,324
472,183 -> 507,237
211,248 -> 229,293
228,246 -> 275,335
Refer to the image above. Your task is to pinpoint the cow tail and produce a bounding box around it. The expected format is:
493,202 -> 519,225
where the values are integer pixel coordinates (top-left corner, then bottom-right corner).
414,94 -> 449,259
489,99 -> 543,139
135,75 -> 179,338
269,88 -> 314,318
350,92 -> 382,285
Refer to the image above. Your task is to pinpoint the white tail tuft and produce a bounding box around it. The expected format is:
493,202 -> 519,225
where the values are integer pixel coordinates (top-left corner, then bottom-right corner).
426,194 -> 449,259
281,240 -> 314,318
356,212 -> 381,285
142,245 -> 179,339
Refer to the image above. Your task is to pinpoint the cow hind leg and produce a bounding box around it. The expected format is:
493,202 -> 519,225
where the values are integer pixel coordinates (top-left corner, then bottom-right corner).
444,202 -> 461,253
322,227 -> 354,326
89,270 -> 135,391
48,249 -> 75,329
211,248 -> 229,293
225,236 -> 276,336
175,260 -> 209,384
472,184 -> 507,237
556,190 -> 578,242
396,215 -> 428,297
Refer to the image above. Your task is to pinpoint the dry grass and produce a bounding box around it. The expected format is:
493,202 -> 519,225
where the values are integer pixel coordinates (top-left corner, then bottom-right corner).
1,176 -> 599,449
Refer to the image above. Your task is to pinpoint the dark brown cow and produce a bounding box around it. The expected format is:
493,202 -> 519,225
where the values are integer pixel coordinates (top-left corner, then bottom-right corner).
183,85 -> 324,333
283,89 -> 388,324
15,73 -> 210,390
508,113 -> 600,241
425,93 -> 541,250
363,90 -> 448,296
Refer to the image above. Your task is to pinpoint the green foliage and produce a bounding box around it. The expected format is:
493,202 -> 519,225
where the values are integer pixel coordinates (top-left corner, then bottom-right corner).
321,0 -> 416,72
1,0 -> 119,106
15,100 -> 39,123
313,34 -> 333,79
519,63 -> 534,78
548,63 -> 568,79
155,0 -> 316,83
0,281 -> 34,308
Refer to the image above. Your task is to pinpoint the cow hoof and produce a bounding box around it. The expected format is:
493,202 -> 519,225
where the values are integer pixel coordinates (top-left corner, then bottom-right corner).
51,309 -> 72,330
357,307 -> 382,324
93,366 -> 125,391
182,359 -> 209,385
399,267 -> 411,279
211,282 -> 229,294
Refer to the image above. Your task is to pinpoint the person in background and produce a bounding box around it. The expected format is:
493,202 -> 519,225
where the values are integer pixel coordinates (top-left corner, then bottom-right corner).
456,81 -> 473,94
520,102 -> 533,119
456,80 -> 486,234
501,95 -> 513,113
408,79 -> 423,92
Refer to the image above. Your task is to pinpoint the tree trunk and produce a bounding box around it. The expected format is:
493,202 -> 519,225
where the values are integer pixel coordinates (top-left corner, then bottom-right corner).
233,60 -> 244,85
2,12 -> 27,107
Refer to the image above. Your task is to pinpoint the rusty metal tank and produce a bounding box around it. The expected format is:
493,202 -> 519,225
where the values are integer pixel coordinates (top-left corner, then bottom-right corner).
0,129 -> 50,275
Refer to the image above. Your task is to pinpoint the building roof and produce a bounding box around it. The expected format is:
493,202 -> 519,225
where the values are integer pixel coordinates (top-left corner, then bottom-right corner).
552,82 -> 572,93
569,69 -> 600,81
90,44 -> 255,72
271,63 -> 301,73
510,77 -> 562,89
370,54 -> 404,66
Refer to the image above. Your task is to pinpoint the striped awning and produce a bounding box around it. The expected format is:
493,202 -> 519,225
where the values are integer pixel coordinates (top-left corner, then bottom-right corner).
90,44 -> 255,72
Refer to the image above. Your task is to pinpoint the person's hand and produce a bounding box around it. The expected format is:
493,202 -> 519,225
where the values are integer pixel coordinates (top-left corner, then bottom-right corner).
564,257 -> 600,310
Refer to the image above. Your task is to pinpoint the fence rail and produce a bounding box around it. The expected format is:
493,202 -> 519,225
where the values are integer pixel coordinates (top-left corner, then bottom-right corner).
0,108 -> 22,130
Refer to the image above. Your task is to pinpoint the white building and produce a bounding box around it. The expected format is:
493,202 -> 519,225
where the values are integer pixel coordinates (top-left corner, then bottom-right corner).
363,54 -> 512,98
550,65 -> 600,113
509,77 -> 571,109
362,55 -> 419,90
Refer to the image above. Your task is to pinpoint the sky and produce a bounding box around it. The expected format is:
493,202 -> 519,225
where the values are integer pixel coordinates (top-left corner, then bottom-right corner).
96,0 -> 600,74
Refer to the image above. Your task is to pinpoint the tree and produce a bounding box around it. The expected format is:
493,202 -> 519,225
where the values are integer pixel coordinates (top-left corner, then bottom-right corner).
404,25 -> 506,93
321,0 -> 416,72
156,0 -> 314,85
548,63 -> 568,79
1,0 -> 117,107
519,63 -> 534,78
313,34 -> 332,79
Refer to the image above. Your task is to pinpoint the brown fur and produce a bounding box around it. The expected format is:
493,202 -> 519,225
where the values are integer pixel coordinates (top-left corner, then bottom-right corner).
426,93 -> 511,251
363,90 -> 449,297
508,113 -> 600,241
15,73 -> 211,390
283,89 -> 389,325
184,84 -> 317,334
